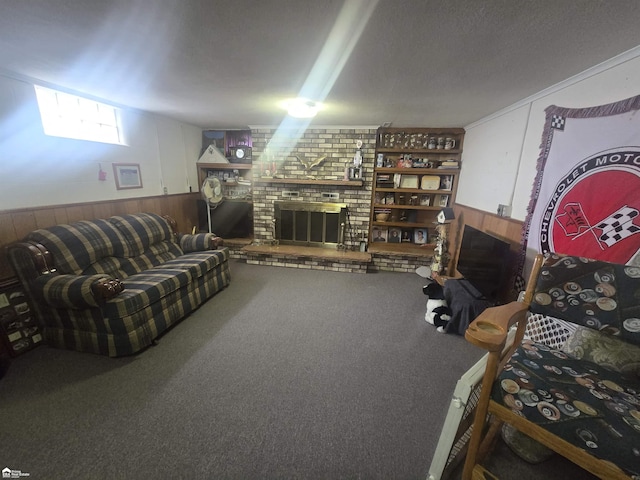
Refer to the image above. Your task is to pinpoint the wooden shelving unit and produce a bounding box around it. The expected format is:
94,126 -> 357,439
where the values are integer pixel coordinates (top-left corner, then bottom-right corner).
197,163 -> 252,188
197,162 -> 253,238
369,127 -> 464,256
197,163 -> 253,201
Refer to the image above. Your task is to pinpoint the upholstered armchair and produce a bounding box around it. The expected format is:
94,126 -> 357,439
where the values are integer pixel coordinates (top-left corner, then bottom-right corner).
462,253 -> 639,480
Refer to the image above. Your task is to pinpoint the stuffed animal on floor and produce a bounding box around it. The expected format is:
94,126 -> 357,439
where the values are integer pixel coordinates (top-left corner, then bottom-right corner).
422,280 -> 452,333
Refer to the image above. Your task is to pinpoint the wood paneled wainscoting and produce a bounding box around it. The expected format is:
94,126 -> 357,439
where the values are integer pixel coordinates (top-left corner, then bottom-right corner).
449,204 -> 525,302
0,193 -> 202,282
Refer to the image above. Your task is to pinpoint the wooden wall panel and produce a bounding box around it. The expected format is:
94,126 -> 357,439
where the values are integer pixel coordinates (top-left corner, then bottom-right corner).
140,198 -> 161,215
0,193 -> 201,282
31,212 -> 49,229
53,208 -> 70,225
1,213 -> 33,281
92,203 -> 115,220
12,212 -> 38,238
0,213 -> 18,249
65,205 -> 88,224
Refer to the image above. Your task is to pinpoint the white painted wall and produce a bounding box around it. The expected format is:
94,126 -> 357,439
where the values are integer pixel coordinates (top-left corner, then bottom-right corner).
4,44 -> 640,215
0,74 -> 202,210
459,46 -> 640,221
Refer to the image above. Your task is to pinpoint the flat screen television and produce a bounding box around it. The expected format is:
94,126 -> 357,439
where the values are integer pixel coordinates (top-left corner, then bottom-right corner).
456,225 -> 511,301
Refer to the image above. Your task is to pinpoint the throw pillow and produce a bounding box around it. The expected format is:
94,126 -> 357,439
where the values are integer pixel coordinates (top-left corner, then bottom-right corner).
561,325 -> 640,379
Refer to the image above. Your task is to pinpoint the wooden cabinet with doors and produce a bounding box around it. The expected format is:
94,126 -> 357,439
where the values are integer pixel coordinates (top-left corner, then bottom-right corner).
368,127 -> 464,256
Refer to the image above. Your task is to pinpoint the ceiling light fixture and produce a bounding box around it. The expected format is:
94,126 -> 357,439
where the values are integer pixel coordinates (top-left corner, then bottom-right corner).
283,97 -> 321,118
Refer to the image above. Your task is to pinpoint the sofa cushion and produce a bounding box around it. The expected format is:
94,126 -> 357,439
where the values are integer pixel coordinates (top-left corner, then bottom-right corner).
109,213 -> 177,257
26,219 -> 132,274
100,249 -> 228,320
103,267 -> 193,321
82,242 -> 184,279
493,339 -> 640,477
81,255 -> 136,279
120,241 -> 184,276
167,249 -> 229,279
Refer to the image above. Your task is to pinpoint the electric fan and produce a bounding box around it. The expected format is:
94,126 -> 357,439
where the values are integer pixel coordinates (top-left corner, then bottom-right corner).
201,176 -> 224,233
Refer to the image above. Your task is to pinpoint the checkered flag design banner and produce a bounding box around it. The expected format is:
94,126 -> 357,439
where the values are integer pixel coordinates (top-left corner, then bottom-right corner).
550,115 -> 565,130
595,206 -> 640,247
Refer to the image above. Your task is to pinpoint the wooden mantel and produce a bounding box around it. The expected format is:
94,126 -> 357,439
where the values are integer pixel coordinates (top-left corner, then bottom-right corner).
253,178 -> 363,187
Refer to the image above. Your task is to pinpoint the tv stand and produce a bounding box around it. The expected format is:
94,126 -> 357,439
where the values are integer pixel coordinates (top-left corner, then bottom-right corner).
442,278 -> 493,335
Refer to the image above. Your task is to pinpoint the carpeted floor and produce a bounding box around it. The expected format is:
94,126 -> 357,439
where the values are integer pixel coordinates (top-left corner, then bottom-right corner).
0,260 -> 595,479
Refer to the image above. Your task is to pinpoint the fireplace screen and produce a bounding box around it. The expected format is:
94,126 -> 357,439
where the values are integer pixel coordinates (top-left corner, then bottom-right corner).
274,201 -> 348,248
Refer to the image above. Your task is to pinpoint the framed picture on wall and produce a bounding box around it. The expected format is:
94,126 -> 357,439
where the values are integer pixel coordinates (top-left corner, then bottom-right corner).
113,163 -> 143,190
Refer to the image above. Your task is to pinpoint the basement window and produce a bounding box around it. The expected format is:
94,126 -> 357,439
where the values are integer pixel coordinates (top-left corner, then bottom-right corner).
34,85 -> 124,145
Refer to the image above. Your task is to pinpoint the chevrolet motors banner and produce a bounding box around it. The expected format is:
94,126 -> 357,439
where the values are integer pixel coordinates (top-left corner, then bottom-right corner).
524,95 -> 640,265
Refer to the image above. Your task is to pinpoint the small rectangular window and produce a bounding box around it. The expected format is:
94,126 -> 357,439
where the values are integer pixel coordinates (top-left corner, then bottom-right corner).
34,85 -> 124,145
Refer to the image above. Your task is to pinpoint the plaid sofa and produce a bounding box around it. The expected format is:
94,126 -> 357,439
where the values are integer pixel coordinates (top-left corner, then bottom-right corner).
7,213 -> 230,357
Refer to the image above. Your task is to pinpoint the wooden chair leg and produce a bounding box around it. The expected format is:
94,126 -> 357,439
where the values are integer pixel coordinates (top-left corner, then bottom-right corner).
471,465 -> 500,480
477,416 -> 503,462
462,352 -> 500,480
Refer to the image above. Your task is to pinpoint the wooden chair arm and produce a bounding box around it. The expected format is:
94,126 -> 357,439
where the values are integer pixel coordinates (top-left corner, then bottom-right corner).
465,302 -> 529,352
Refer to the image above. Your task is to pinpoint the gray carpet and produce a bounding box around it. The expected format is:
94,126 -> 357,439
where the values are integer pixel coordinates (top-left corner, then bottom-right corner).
0,260 -> 592,479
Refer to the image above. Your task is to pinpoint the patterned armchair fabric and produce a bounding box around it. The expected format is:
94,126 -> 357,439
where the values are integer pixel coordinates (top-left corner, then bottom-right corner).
7,213 -> 230,357
529,254 -> 640,347
490,254 -> 640,478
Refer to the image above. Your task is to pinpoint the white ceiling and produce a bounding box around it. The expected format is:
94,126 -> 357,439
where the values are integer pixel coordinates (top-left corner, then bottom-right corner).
2,0 -> 640,129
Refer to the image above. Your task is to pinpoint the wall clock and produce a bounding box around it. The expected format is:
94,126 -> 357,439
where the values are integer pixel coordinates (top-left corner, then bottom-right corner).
230,146 -> 252,162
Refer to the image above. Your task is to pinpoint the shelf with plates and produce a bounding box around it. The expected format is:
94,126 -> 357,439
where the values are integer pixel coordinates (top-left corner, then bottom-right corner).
368,127 -> 464,255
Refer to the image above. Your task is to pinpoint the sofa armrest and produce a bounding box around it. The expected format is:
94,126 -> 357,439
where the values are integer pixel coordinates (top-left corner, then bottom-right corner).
31,274 -> 124,309
465,302 -> 528,352
178,233 -> 224,252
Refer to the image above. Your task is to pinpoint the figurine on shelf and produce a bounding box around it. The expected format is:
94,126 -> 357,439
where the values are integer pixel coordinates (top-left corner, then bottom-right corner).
261,161 -> 278,178
295,155 -> 326,179
431,229 -> 450,274
346,140 -> 364,180
353,140 -> 363,167
431,208 -> 455,275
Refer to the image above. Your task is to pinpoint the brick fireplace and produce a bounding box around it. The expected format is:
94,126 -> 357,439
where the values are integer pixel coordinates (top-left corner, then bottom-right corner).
251,127 -> 375,248
274,201 -> 348,248
241,126 -> 432,273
